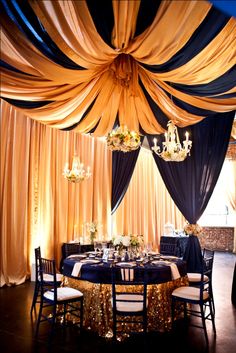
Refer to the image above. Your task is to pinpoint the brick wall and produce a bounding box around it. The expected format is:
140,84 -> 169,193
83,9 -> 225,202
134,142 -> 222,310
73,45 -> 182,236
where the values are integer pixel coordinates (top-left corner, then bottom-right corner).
198,227 -> 234,252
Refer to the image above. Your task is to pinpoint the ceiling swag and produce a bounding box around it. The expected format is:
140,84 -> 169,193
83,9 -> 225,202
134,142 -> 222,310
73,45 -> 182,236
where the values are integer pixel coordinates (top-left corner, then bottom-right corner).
0,0 -> 235,136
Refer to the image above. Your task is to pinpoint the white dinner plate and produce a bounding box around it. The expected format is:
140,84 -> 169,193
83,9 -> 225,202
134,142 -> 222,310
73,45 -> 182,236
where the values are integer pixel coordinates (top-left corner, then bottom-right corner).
80,259 -> 100,264
160,255 -> 178,260
151,260 -> 170,266
116,262 -> 136,267
67,254 -> 86,259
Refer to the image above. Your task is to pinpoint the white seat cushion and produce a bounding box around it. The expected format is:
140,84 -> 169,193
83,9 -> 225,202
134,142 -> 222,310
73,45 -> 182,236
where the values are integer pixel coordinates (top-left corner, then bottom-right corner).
41,273 -> 63,282
111,294 -> 147,312
172,286 -> 209,301
187,273 -> 209,282
44,287 -> 83,301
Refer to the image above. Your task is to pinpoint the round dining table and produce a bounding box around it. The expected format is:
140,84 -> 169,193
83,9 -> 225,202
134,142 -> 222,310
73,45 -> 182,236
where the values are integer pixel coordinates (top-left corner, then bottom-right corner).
63,254 -> 188,338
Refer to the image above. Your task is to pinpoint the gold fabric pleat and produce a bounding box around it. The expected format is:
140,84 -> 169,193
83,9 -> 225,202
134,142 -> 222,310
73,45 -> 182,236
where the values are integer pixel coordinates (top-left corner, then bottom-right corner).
127,0 -> 212,64
1,0 -> 235,135
112,0 -> 140,50
29,0 -> 116,68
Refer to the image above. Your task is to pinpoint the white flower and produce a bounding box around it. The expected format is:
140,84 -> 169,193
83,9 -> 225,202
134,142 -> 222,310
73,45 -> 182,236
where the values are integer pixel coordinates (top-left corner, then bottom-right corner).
113,235 -> 123,246
86,221 -> 98,233
122,235 -> 130,247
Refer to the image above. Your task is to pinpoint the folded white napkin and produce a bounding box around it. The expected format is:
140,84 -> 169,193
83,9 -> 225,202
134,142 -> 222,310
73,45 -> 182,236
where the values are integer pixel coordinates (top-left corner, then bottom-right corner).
170,263 -> 180,280
71,262 -> 84,277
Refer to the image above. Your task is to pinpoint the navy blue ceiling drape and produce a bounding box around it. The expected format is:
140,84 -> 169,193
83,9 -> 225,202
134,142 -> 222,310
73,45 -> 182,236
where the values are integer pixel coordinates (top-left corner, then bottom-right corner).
147,112 -> 234,272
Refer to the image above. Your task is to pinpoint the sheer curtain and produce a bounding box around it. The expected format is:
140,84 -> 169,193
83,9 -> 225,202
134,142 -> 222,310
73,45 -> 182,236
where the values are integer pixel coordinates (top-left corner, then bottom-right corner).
112,147 -> 185,249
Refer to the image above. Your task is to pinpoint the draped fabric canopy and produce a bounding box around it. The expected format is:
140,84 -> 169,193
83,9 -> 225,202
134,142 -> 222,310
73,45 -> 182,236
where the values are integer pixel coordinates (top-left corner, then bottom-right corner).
0,0 -> 235,136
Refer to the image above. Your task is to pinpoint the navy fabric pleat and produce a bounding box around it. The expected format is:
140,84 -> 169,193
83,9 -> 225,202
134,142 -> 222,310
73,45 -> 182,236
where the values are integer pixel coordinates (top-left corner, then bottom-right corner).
1,97 -> 53,108
0,60 -> 33,75
86,0 -> 114,47
140,81 -> 169,130
172,96 -> 218,117
0,0 -> 84,70
134,0 -> 161,37
141,7 -> 230,73
170,65 -> 236,97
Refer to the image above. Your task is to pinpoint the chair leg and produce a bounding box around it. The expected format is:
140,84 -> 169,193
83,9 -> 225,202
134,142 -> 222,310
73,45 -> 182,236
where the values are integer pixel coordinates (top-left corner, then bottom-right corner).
171,298 -> 175,327
49,304 -> 57,343
143,310 -> 147,335
200,304 -> 208,344
80,298 -> 83,331
30,282 -> 40,314
184,302 -> 187,320
209,299 -> 216,334
210,285 -> 215,314
35,301 -> 43,338
113,313 -> 117,341
63,303 -> 67,328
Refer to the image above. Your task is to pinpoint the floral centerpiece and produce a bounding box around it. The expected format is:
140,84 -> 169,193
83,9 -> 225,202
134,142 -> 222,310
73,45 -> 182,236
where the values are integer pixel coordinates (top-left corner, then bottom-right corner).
85,221 -> 99,244
112,234 -> 143,257
130,234 -> 144,247
183,222 -> 203,236
106,125 -> 141,152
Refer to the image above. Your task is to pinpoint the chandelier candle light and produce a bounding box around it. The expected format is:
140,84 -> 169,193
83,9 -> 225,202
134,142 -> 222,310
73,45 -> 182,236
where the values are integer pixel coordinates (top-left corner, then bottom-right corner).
63,155 -> 91,183
152,120 -> 192,162
106,125 -> 141,152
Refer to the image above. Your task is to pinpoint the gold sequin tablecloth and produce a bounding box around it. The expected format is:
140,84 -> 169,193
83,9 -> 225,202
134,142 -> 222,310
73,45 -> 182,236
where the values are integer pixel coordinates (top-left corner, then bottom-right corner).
64,276 -> 188,338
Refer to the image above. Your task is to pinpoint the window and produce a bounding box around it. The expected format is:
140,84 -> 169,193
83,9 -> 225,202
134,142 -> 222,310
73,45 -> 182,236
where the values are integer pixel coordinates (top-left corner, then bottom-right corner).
199,160 -> 235,227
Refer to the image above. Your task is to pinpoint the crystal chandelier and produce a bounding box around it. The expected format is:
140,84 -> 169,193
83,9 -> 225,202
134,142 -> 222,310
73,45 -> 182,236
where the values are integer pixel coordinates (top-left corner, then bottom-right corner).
106,125 -> 141,152
151,120 -> 192,162
63,156 -> 91,183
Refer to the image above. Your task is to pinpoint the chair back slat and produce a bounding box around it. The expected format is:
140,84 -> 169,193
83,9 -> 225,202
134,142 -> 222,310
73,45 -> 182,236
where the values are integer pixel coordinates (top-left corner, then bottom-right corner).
38,258 -> 58,301
63,243 -> 81,258
111,265 -> 148,338
160,243 -> 177,255
35,246 -> 41,280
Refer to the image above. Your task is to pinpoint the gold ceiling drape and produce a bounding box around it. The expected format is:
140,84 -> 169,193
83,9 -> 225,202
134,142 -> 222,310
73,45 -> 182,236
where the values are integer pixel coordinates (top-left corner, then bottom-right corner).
1,0 -> 235,135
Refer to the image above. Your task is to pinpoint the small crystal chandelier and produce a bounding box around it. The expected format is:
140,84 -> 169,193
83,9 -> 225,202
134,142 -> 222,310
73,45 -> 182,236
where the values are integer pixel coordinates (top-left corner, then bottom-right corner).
151,120 -> 192,162
63,156 -> 91,183
106,125 -> 141,152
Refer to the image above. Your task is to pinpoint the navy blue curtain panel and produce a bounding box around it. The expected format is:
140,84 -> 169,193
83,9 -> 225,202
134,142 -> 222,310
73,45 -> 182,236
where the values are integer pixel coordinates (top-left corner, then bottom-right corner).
147,112 -> 234,272
111,138 -> 144,214
147,112 -> 234,224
